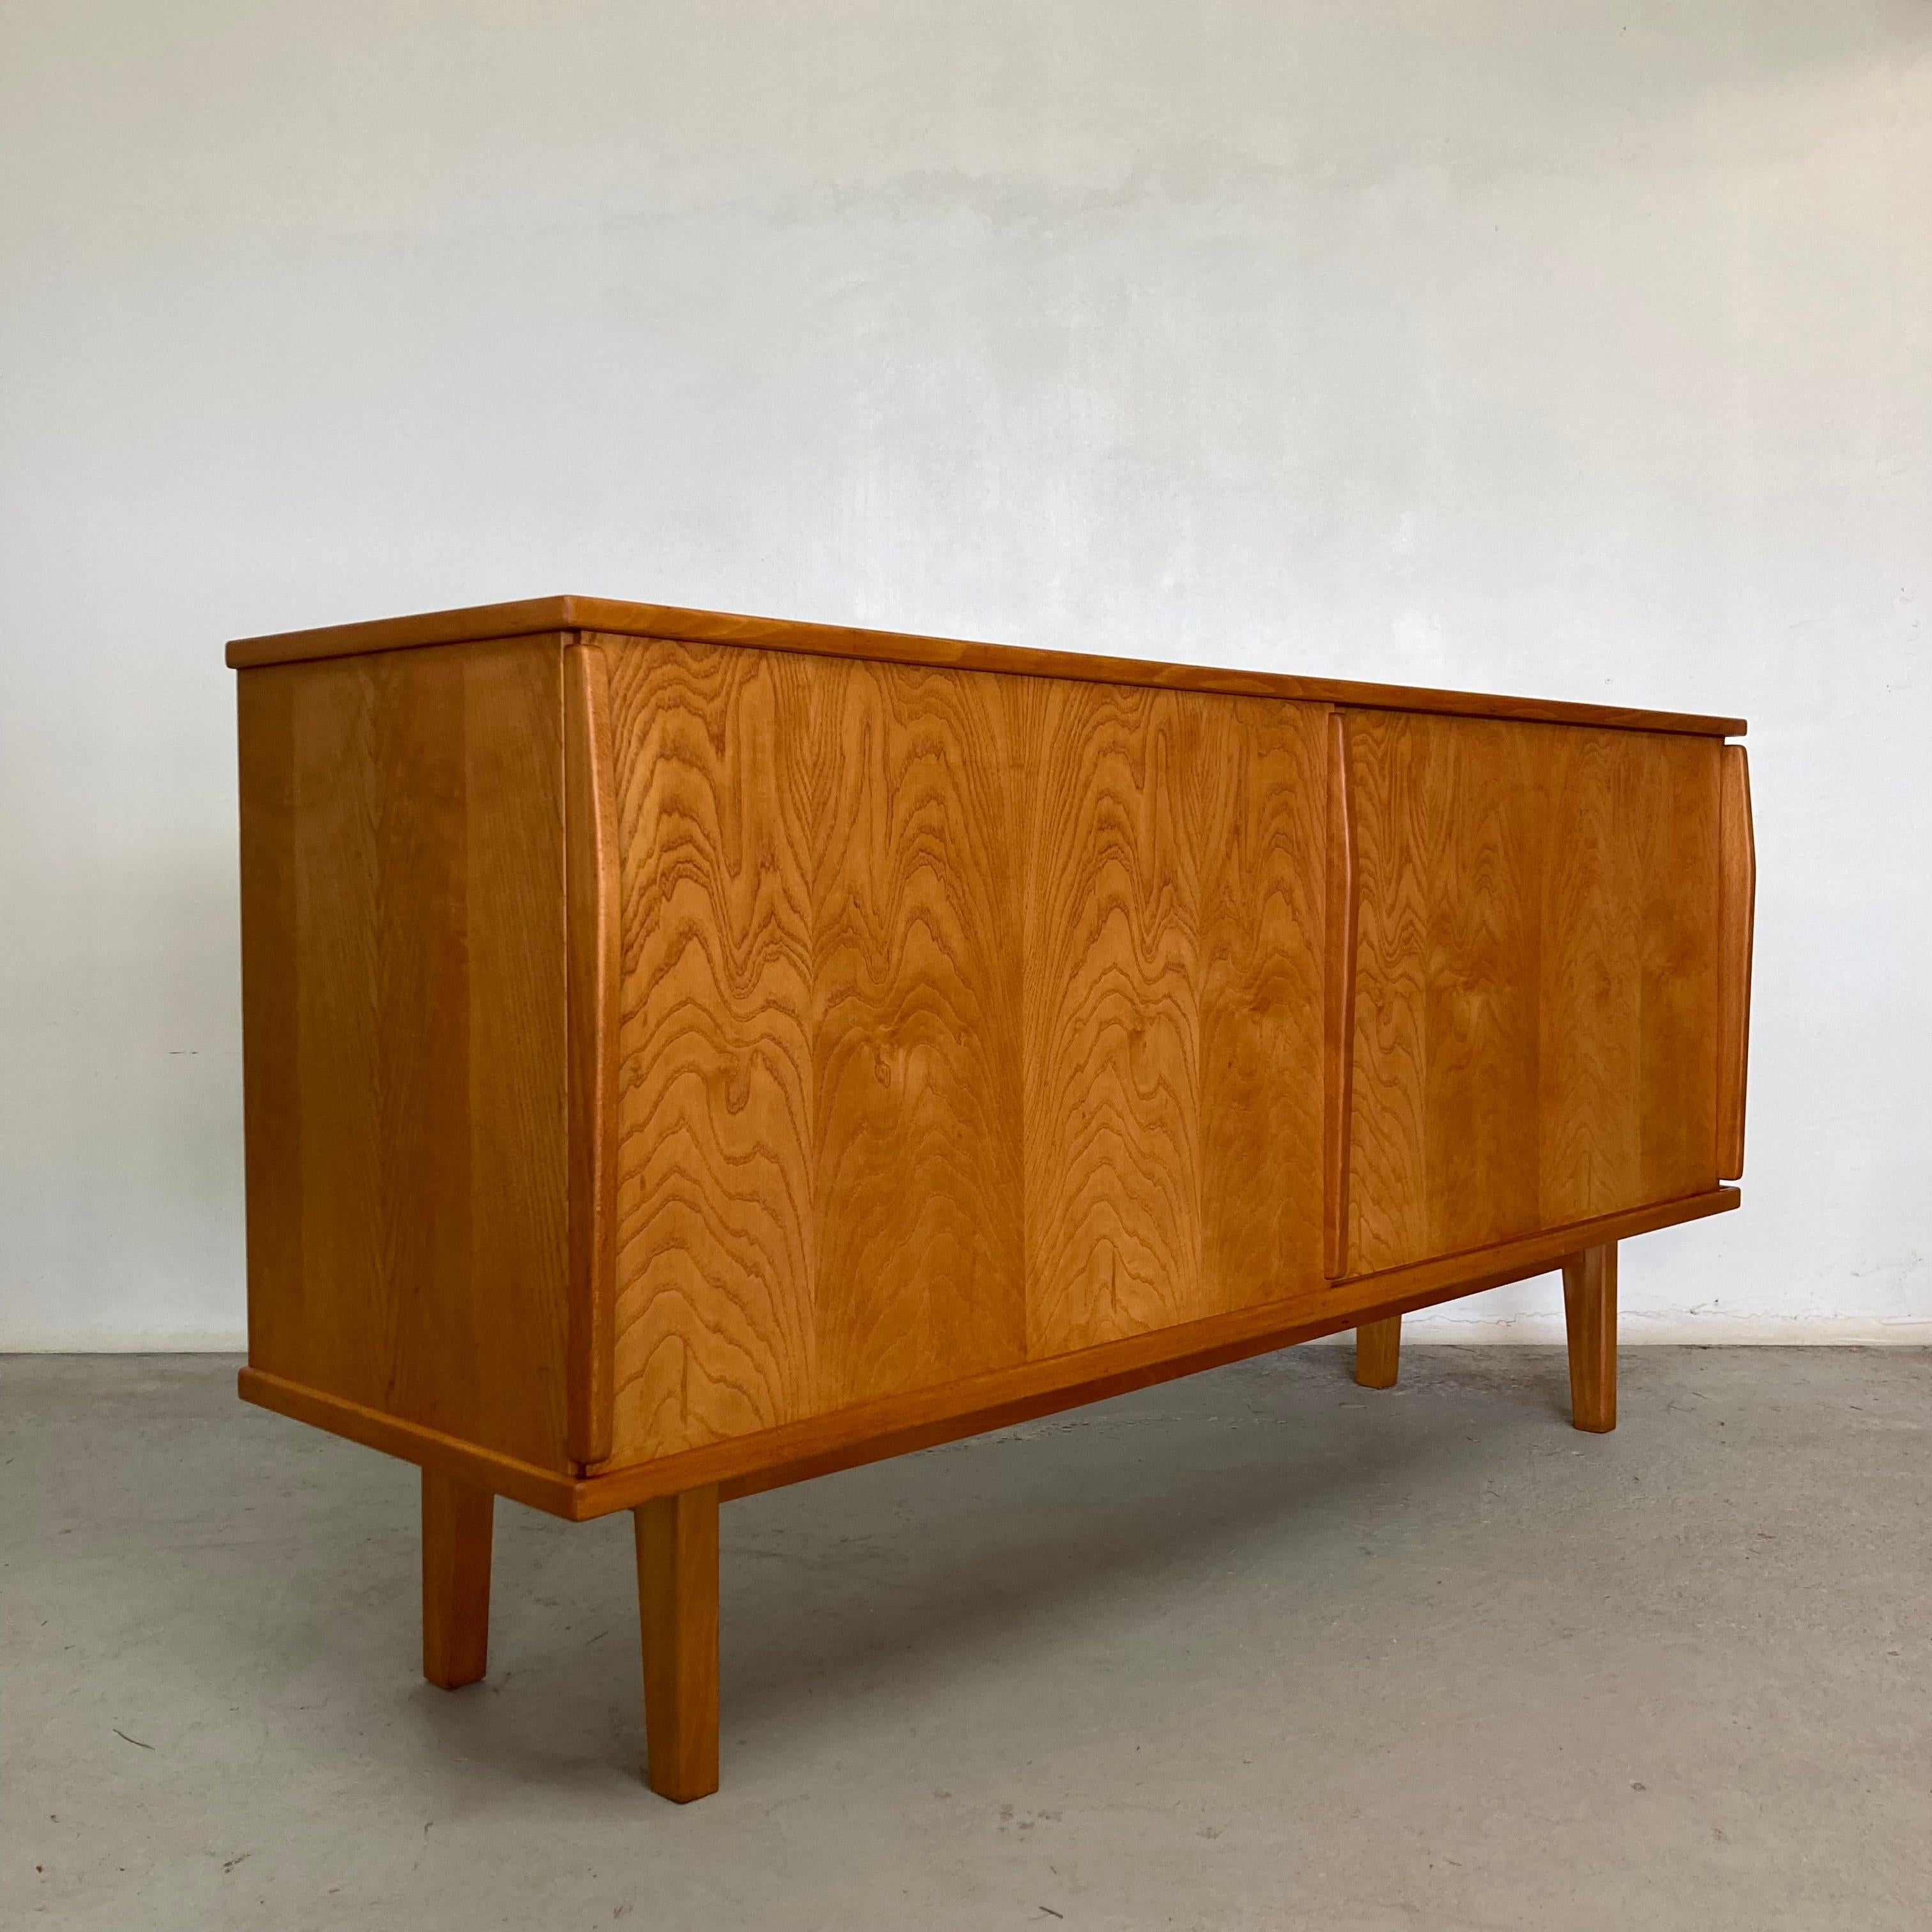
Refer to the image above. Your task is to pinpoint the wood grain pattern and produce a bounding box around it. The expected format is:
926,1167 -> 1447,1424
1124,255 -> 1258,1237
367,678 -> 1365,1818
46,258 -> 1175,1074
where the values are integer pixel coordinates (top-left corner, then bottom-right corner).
1345,713 -> 1722,1275
421,1468 -> 493,1689
603,640 -> 819,1459
1196,694 -> 1331,1317
600,640 -> 1326,1465
226,595 -> 1746,738
1322,709 -> 1358,1280
236,638 -> 572,1471
1562,1242 -> 1618,1432
1022,681 -> 1203,1354
1354,1317 -> 1400,1390
602,642 -> 1031,1448
565,641 -> 619,1466
634,1486 -> 720,1802
238,1185 -> 1738,1520
1717,745 -> 1756,1181
811,659 -> 1028,1409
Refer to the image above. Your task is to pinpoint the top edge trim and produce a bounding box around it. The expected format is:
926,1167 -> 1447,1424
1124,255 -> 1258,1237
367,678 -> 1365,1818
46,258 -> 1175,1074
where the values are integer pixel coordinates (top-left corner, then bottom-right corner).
224,595 -> 1747,737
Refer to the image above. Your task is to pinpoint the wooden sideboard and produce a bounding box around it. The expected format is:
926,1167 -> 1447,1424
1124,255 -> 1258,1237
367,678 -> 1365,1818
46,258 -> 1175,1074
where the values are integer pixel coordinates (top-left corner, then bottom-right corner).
230,595 -> 1755,1801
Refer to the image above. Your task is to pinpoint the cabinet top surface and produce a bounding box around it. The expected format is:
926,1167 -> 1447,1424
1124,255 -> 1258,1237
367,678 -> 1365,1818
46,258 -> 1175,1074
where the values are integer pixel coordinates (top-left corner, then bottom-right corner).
226,594 -> 1745,737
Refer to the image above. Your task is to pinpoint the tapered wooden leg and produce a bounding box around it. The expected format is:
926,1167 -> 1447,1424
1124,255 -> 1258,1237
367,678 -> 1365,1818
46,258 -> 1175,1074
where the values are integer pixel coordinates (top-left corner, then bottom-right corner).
422,1468 -> 494,1689
1354,1316 -> 1401,1388
1562,1243 -> 1618,1433
634,1485 -> 720,1803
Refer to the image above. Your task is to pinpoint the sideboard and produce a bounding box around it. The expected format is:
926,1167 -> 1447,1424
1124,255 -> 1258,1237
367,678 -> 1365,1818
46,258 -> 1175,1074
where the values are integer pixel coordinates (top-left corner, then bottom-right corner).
229,596 -> 1754,1801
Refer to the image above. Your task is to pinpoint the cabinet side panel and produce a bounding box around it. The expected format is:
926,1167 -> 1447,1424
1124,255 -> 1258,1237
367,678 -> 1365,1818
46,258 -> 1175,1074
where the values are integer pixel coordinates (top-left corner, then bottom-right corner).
461,642 -> 574,1463
236,640 -> 571,1471
238,671 -> 306,1375
564,641 -> 620,1465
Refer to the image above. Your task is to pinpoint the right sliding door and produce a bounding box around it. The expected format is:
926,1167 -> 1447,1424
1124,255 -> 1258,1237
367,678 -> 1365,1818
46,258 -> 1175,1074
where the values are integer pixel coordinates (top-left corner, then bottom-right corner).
1340,710 -> 1722,1278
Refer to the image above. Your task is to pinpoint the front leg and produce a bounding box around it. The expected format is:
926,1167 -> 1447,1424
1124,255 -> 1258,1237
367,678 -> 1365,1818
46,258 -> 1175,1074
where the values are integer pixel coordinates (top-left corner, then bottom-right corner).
1354,1315 -> 1401,1388
422,1468 -> 494,1689
634,1485 -> 720,1802
1562,1243 -> 1618,1433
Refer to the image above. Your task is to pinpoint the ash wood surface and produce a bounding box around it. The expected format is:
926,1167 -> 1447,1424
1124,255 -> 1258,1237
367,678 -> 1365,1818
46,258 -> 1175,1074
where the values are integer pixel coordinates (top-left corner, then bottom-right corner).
236,636 -> 573,1471
1717,746 -> 1756,1181
597,637 -> 1327,1465
1562,1243 -> 1618,1432
808,653 -> 1025,1407
233,624 -> 1747,1503
1023,678 -> 1329,1352
564,641 -> 619,1466
1192,691 -> 1331,1322
226,596 -> 1745,738
1026,680 -> 1204,1360
1344,714 -> 1722,1275
634,1487 -> 721,1802
421,1469 -> 493,1689
1354,1317 -> 1401,1389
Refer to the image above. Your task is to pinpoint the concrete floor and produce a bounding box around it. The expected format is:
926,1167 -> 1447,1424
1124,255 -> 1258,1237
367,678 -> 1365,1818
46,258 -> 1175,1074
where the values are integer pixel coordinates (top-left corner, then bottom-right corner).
4,1349 -> 1927,1931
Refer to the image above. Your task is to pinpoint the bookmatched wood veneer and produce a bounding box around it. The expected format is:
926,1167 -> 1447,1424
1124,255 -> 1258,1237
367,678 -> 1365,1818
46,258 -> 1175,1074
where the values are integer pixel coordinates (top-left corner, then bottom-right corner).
233,597 -> 1752,1801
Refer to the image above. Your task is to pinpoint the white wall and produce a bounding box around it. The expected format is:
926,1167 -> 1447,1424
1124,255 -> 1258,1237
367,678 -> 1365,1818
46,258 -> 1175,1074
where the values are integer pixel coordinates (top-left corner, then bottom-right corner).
3,2 -> 1928,1349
